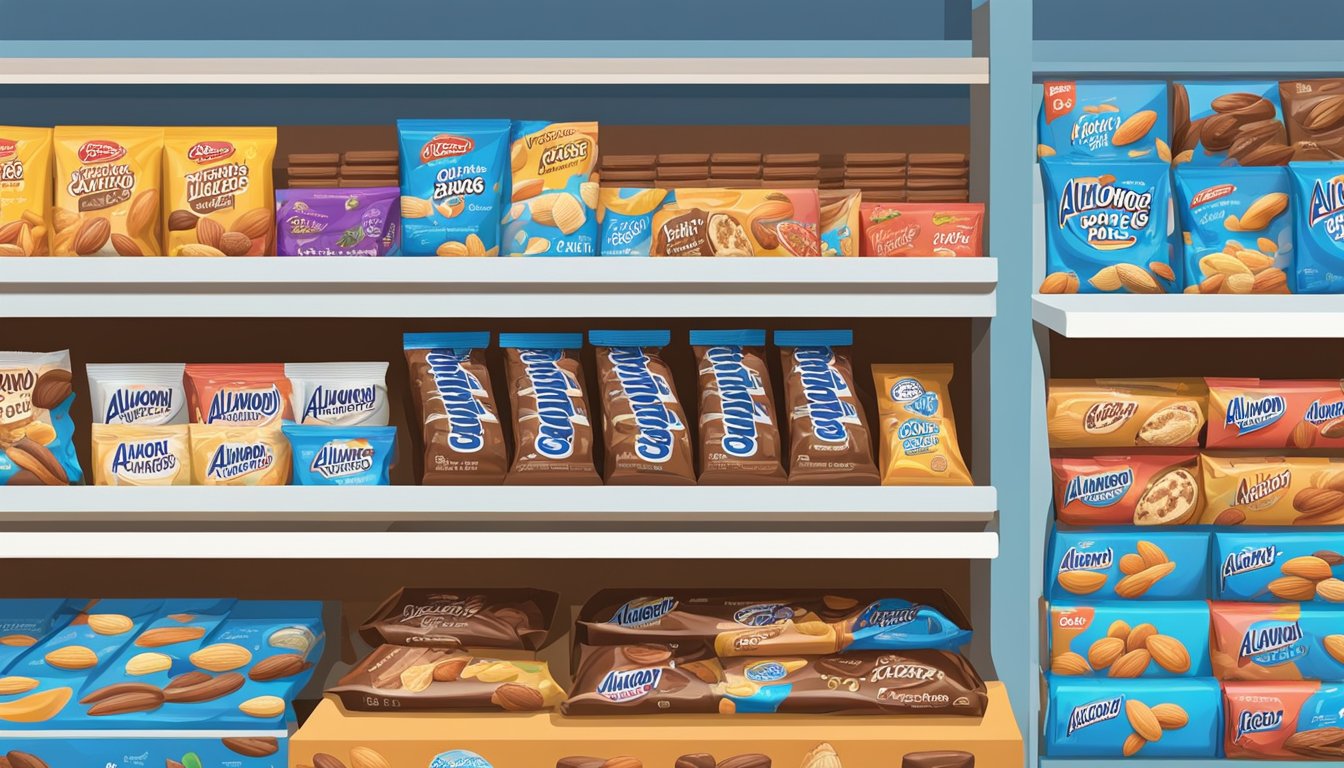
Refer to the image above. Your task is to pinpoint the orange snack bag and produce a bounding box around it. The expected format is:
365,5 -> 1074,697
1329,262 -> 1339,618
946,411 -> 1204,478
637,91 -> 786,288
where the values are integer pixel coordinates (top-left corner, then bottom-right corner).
163,127 -> 277,256
53,126 -> 164,256
184,363 -> 293,426
1206,378 -> 1344,449
0,126 -> 53,256
859,202 -> 984,256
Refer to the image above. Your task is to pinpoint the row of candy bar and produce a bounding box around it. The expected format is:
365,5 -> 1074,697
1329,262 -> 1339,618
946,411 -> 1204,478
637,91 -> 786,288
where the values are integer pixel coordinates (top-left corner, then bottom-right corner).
404,330 -> 972,486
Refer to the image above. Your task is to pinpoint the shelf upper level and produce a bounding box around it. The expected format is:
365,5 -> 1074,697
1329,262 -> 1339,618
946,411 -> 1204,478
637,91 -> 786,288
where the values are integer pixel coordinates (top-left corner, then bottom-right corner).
1033,294 -> 1344,338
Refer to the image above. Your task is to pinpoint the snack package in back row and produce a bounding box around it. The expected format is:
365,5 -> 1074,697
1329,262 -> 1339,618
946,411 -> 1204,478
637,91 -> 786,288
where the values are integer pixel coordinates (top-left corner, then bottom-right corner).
597,187 -> 821,256
1280,79 -> 1344,161
503,121 -> 599,256
1289,161 -> 1344,293
53,126 -> 163,256
1037,81 -> 1168,161
818,189 -> 860,256
163,126 -> 277,256
1174,166 -> 1292,294
0,126 -> 53,256
397,119 -> 509,256
1173,81 -> 1290,167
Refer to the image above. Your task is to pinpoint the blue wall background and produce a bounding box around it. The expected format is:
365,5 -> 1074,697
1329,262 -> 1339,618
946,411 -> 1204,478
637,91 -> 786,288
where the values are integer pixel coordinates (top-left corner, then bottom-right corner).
1035,0 -> 1343,39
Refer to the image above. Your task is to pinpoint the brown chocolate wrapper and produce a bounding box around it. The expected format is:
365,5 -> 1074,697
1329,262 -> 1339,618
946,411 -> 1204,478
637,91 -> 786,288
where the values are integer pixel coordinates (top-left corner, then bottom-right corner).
359,588 -> 557,650
562,643 -> 723,715
719,651 -> 986,716
404,345 -> 507,484
902,752 -> 976,768
693,342 -> 786,485
778,343 -> 879,484
329,645 -> 565,712
503,347 -> 600,485
594,343 -> 696,485
1281,79 -> 1344,160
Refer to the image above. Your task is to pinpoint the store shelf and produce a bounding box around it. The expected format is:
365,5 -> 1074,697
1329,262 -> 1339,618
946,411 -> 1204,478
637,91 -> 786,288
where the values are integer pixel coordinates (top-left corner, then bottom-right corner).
1033,39 -> 1344,76
1032,294 -> 1344,338
0,258 -> 998,318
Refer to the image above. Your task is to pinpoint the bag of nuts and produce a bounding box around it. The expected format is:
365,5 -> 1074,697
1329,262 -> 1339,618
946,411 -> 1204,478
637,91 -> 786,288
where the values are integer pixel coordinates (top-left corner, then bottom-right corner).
0,126 -> 53,256
0,350 -> 83,485
164,127 -> 277,256
52,126 -> 164,256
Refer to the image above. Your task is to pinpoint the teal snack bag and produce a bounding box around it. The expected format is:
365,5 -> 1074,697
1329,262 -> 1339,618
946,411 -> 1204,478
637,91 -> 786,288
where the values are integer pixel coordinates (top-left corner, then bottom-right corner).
598,187 -> 671,256
1290,161 -> 1344,293
397,119 -> 510,256
283,423 -> 396,486
1174,166 -> 1292,293
1038,81 -> 1168,160
503,121 -> 599,256
1173,82 -> 1290,166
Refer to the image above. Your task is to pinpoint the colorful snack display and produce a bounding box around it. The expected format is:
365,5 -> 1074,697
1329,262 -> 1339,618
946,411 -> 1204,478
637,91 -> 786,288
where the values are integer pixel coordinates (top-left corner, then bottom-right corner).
184,363 -> 293,426
1173,166 -> 1292,294
1046,531 -> 1211,601
397,119 -> 509,256
1200,455 -> 1344,526
188,424 -> 291,485
872,364 -> 971,486
1224,681 -> 1344,759
1038,159 -> 1174,294
0,350 -> 83,486
1210,602 -> 1344,681
403,332 -> 508,485
562,644 -> 720,715
597,187 -> 821,256
1051,454 -> 1201,526
284,362 -> 389,426
589,330 -> 695,485
328,645 -> 565,712
775,330 -> 879,485
1207,378 -> 1344,448
1215,532 -> 1344,603
1281,79 -> 1344,161
90,424 -> 191,486
358,588 -> 558,650
1047,602 -> 1211,678
283,424 -> 396,486
86,363 -> 187,425
163,127 -> 276,256
503,121 -> 600,256
818,189 -> 860,256
275,187 -> 401,257
1045,379 -> 1206,448
499,333 -> 599,485
858,203 -> 985,257
52,126 -> 163,256
1173,82 -> 1290,166
1037,81 -> 1168,160
690,329 -> 785,485
0,126 -> 53,256
1044,677 -> 1221,758
1289,161 -> 1344,293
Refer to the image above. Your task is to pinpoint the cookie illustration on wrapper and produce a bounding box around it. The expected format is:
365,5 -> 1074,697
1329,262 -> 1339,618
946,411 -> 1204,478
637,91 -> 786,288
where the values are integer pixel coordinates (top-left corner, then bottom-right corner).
1133,467 -> 1200,525
1136,402 -> 1204,446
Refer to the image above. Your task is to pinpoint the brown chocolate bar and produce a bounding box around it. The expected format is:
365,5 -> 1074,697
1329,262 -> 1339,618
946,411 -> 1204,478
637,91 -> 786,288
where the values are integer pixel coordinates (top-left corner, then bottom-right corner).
340,164 -> 399,178
592,336 -> 695,484
908,152 -> 967,167
666,180 -> 712,189
657,166 -> 711,180
288,152 -> 340,166
902,752 -> 976,768
845,178 -> 906,190
778,337 -> 878,484
287,166 -> 340,178
908,165 -> 969,179
693,336 -> 786,485
710,152 -> 761,165
706,178 -> 762,188
343,150 -> 398,165
602,169 -> 657,182
562,644 -> 721,715
708,165 -> 761,179
843,166 -> 907,179
863,191 -> 909,203
359,588 -> 558,650
761,166 -> 820,180
503,346 -> 600,485
602,154 -> 658,169
820,180 -> 846,190
845,152 -> 908,166
287,180 -> 338,189
763,152 -> 820,165
907,177 -> 969,190
329,645 -> 564,712
907,190 -> 970,202
339,178 -> 399,188
1280,80 -> 1344,160
819,166 -> 845,181
404,342 -> 508,484
658,153 -> 710,166
761,179 -> 819,189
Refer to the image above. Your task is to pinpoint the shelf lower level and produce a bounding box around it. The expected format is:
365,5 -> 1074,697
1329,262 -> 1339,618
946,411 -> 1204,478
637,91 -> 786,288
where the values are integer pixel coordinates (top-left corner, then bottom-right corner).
1033,294 -> 1344,338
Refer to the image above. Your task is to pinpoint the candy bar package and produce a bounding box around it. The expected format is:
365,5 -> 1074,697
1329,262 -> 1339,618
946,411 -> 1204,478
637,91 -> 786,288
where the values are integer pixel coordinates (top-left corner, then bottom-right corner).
1174,166 -> 1292,294
1214,532 -> 1344,603
1039,158 -> 1175,294
188,424 -> 291,486
1046,530 -> 1211,602
163,126 -> 277,256
1224,681 -> 1344,759
562,643 -> 721,715
1289,161 -> 1344,293
1037,81 -> 1168,160
1051,454 -> 1202,526
91,424 -> 191,486
690,329 -> 786,485
284,362 -> 389,426
283,424 -> 396,486
1043,677 -> 1222,758
397,119 -> 510,256
87,363 -> 187,425
184,363 -> 293,426
1173,81 -> 1290,166
1047,601 -> 1211,678
1200,455 -> 1344,525
0,125 -> 53,255
1045,378 -> 1206,448
52,126 -> 164,256
359,588 -> 558,651
403,332 -> 508,484
1210,602 -> 1344,681
275,187 -> 401,256
775,330 -> 879,485
328,645 -> 565,712
1206,378 -> 1344,448
589,330 -> 695,485
0,350 -> 83,485
503,121 -> 600,256
818,189 -> 860,256
499,333 -> 599,485
873,364 -> 971,486
1281,79 -> 1344,161
597,187 -> 821,256
859,203 -> 985,257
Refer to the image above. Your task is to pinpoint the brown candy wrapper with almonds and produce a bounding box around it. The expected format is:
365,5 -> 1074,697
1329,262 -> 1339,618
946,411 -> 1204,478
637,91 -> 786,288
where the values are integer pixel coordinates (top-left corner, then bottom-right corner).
499,335 -> 600,485
590,330 -> 696,485
359,587 -> 558,650
403,333 -> 508,484
1200,455 -> 1344,526
1046,378 -> 1207,449
1280,79 -> 1344,161
775,330 -> 879,485
328,645 -> 565,712
691,330 -> 786,485
562,643 -> 722,715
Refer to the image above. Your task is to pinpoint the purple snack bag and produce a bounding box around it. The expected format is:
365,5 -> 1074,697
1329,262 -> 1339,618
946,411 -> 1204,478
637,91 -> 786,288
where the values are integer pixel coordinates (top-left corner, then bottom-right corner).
275,186 -> 401,256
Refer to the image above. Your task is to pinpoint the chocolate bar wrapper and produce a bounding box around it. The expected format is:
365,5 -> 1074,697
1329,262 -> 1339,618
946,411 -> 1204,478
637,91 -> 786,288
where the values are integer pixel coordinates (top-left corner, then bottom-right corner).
1224,681 -> 1344,759
561,643 -> 722,715
589,330 -> 695,485
0,350 -> 83,486
87,363 -> 188,425
691,330 -> 786,485
275,186 -> 401,256
403,332 -> 507,484
1045,677 -> 1221,758
329,645 -> 564,712
1281,79 -> 1344,161
1175,81 -> 1289,166
499,333 -> 600,485
775,330 -> 879,485
359,587 -> 558,650
720,651 -> 986,716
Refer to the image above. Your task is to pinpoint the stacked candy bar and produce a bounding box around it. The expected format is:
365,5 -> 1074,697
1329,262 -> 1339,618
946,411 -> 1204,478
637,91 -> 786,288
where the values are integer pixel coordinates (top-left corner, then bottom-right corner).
283,150 -> 399,189
707,152 -> 762,188
844,152 -> 907,203
656,153 -> 710,189
599,154 -> 656,189
907,152 -> 969,202
762,152 -> 820,189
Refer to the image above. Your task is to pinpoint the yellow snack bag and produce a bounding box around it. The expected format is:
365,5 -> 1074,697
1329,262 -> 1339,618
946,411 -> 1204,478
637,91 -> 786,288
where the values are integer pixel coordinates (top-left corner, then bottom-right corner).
53,126 -> 164,256
873,364 -> 972,486
189,424 -> 291,486
91,424 -> 191,486
503,121 -> 599,255
163,127 -> 277,256
0,126 -> 53,256
1046,378 -> 1207,448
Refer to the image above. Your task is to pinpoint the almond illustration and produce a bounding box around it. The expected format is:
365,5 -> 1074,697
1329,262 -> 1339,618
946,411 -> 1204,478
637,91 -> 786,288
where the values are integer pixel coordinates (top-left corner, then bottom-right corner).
433,658 -> 468,682
512,177 -> 544,202
1239,193 -> 1290,231
1214,507 -> 1247,525
350,747 -> 392,768
1107,620 -> 1132,639
1283,555 -> 1334,582
124,652 -> 172,676
490,682 -> 546,711
222,738 -> 279,758
1127,623 -> 1157,653
1317,578 -> 1344,602
162,671 -> 244,703
231,208 -> 272,241
1109,649 -> 1151,678
1118,554 -> 1146,577
0,686 -> 72,723
195,217 -> 225,249
177,243 -> 227,257
135,626 -> 205,647
0,677 -> 38,695
190,643 -> 252,672
401,196 -> 432,219
1146,635 -> 1191,673
1112,110 -> 1158,146
1087,637 -> 1125,670
168,209 -> 199,231
45,645 -> 97,670
1306,95 -> 1344,131
248,653 -> 310,682
1269,576 -> 1318,601
1058,570 -> 1108,595
1040,271 -> 1079,294
1325,635 -> 1344,664
1126,699 -> 1163,742
219,231 -> 252,257
1052,651 -> 1092,676
1116,561 -> 1176,598
1089,265 -> 1123,292
1151,702 -> 1189,730
86,688 -> 165,716
126,189 -> 159,236
238,695 -> 285,718
73,217 -> 111,255
110,233 -> 143,257
88,614 -> 134,636
1123,733 -> 1146,757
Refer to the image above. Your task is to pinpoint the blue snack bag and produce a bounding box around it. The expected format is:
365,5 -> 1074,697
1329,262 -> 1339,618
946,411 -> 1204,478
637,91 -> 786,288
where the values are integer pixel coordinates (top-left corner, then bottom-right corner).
1174,82 -> 1290,167
1214,531 -> 1344,602
282,423 -> 396,486
598,187 -> 672,256
1039,81 -> 1168,160
1174,166 -> 1292,293
1041,158 -> 1176,293
1045,677 -> 1222,758
1047,530 -> 1211,601
1289,161 -> 1344,292
397,119 -> 510,256
503,120 -> 599,256
0,350 -> 84,486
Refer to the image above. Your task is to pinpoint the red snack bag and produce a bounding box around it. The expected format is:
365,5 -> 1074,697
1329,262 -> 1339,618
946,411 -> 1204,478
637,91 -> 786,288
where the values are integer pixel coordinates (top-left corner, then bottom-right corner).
1207,378 -> 1344,449
859,203 -> 984,256
1051,454 -> 1202,526
1224,681 -> 1344,759
184,363 -> 293,426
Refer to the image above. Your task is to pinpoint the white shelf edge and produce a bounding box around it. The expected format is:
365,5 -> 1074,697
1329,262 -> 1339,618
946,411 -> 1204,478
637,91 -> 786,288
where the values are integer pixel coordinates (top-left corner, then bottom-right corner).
1033,294 -> 1344,338
0,531 -> 1000,560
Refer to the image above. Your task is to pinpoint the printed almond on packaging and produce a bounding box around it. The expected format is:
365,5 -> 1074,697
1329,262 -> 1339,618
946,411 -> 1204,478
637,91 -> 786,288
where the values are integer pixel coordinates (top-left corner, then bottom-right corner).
53,126 -> 164,256
164,128 -> 277,256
